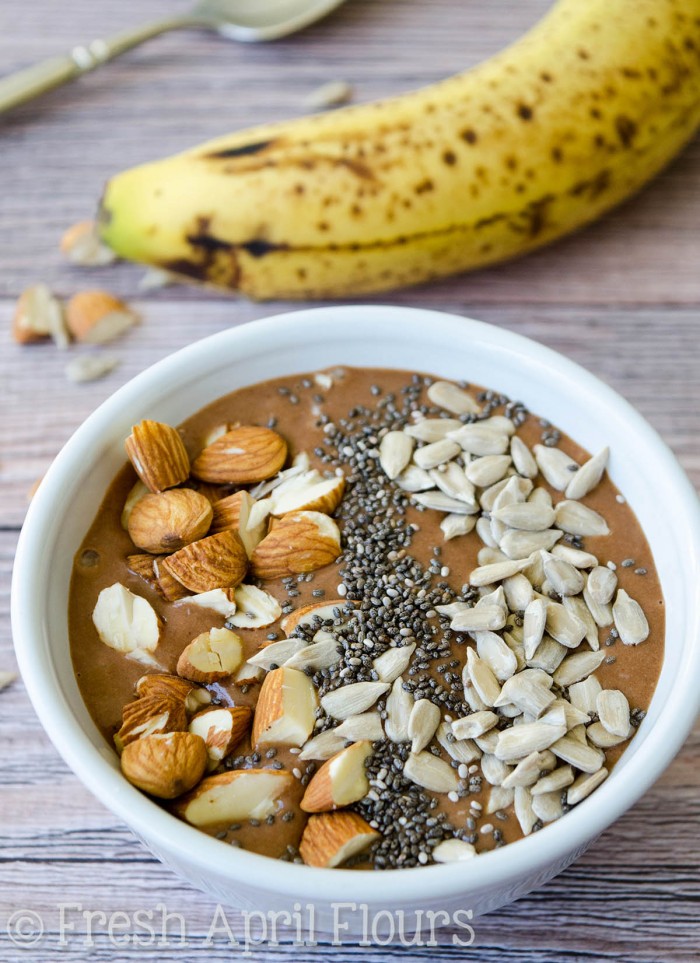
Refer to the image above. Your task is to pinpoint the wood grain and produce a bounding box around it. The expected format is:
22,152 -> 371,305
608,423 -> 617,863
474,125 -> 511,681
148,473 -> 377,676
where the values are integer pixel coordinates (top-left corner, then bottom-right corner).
1,0 -> 699,960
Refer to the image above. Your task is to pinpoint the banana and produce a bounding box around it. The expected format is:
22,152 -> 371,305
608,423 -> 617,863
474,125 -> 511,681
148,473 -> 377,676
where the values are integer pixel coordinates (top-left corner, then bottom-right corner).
99,0 -> 700,299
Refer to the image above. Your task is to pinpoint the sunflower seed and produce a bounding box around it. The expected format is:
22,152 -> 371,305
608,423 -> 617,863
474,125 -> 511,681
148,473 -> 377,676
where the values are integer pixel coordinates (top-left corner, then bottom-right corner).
321,681 -> 389,720
547,698 -> 589,729
477,585 -> 508,617
478,546 -> 509,566
466,648 -> 502,706
436,721 -> 481,764
555,500 -> 610,537
553,650 -> 606,687
568,675 -> 602,716
534,445 -> 580,490
336,712 -> 385,742
536,703 -> 568,728
494,671 -> 555,717
500,528 -> 562,560
412,490 -> 476,514
451,606 -> 507,633
465,454 -> 512,487
299,729 -> 347,761
372,642 -> 416,683
476,515 -> 499,548
527,634 -> 568,673
502,574 -> 534,613
463,676 -> 489,712
586,721 -> 631,748
405,698 -> 441,755
436,600 -> 471,619
481,753 -> 514,787
523,598 -> 547,659
531,789 -> 564,823
475,631 -> 518,680
587,566 -> 618,606
432,839 -> 477,863
502,751 -> 548,789
429,463 -> 477,505
545,601 -> 587,648
248,637 -> 306,670
562,595 -> 599,649
492,501 -> 556,532
469,559 -> 526,588
531,765 -> 574,796
303,79 -> 353,110
565,447 -> 609,500
612,589 -> 649,646
394,464 -> 434,492
486,785 -> 515,812
378,431 -> 414,481
403,751 -> 460,793
441,513 -> 477,540
285,637 -> 342,671
447,424 -> 510,457
413,439 -> 461,470
583,576 -> 614,628
552,544 -> 599,568
566,768 -> 608,805
495,722 -> 567,762
597,689 -> 631,737
385,677 -> 413,742
510,436 -> 538,478
514,786 -> 537,834
551,735 -> 605,773
427,380 -> 481,415
474,729 -> 500,753
542,554 -> 585,597
404,417 -> 462,442
452,710 -> 499,740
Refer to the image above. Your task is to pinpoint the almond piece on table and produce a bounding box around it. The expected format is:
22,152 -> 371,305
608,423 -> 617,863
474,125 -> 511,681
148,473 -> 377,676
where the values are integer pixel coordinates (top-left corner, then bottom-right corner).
227,584 -> 282,629
127,489 -> 212,554
300,740 -> 372,812
269,470 -> 345,516
125,420 -> 190,494
114,694 -> 188,753
300,811 -> 379,868
177,628 -> 243,683
162,530 -> 248,593
12,283 -> 69,346
192,426 -> 287,485
188,706 -> 253,771
60,219 -> 117,266
251,511 -> 341,580
121,731 -> 207,799
175,769 -> 294,826
252,666 -> 318,747
65,290 -> 139,344
92,582 -> 161,656
135,673 -> 211,714
210,490 -> 267,556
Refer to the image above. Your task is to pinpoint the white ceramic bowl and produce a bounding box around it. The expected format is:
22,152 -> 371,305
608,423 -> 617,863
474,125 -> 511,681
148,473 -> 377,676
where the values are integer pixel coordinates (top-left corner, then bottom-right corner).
12,305 -> 700,930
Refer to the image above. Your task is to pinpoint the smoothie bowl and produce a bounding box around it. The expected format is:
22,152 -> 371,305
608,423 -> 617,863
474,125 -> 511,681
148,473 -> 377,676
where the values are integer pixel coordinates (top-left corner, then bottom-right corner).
11,305 -> 700,927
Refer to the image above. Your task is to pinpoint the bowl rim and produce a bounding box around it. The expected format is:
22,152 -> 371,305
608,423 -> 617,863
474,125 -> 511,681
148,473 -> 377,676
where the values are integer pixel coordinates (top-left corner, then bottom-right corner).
11,303 -> 700,904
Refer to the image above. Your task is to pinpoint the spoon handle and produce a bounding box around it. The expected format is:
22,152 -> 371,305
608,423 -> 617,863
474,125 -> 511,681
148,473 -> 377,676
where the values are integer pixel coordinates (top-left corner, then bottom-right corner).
0,15 -> 210,115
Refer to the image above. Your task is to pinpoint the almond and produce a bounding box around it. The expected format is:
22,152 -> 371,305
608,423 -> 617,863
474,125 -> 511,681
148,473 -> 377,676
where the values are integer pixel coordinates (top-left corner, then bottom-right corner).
125,420 -> 190,494
177,628 -> 243,683
192,426 -> 287,485
162,529 -> 248,593
228,584 -> 282,629
121,731 -> 207,799
188,706 -> 253,770
210,490 -> 267,557
135,673 -> 212,714
172,587 -> 237,617
175,769 -> 294,826
300,740 -> 372,813
280,599 -> 353,636
60,220 -> 117,266
269,470 -> 345,516
251,667 -> 318,747
152,557 -> 191,601
127,489 -> 212,554
114,694 -> 188,753
65,290 -> 139,344
126,553 -> 159,590
251,511 -> 341,581
300,811 -> 379,868
92,582 -> 161,656
12,283 -> 68,346
121,480 -> 149,529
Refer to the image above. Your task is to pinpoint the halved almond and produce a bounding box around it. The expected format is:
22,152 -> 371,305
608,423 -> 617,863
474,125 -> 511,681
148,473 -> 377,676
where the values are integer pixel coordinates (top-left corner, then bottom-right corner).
251,667 -> 318,747
162,530 -> 248,593
188,706 -> 253,771
121,732 -> 207,799
125,420 -> 190,494
153,557 -> 191,601
12,283 -> 68,346
175,769 -> 294,826
300,740 -> 372,812
269,470 -> 345,516
280,599 -> 353,636
300,811 -> 379,868
128,489 -> 212,554
177,628 -> 243,683
65,290 -> 139,344
114,694 -> 188,753
228,584 -> 282,629
92,582 -> 161,655
251,511 -> 341,581
135,673 -> 211,714
210,490 -> 267,557
192,426 -> 288,485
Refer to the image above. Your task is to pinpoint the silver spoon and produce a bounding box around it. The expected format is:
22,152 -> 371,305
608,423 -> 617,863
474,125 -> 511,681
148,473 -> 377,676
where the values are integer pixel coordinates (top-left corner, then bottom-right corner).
0,0 -> 347,115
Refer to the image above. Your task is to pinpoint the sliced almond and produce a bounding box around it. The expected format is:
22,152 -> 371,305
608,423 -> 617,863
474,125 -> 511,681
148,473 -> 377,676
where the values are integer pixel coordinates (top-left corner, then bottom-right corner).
121,731 -> 207,799
127,553 -> 160,591
251,511 -> 341,580
270,470 -> 345,516
300,811 -> 379,868
92,582 -> 160,656
210,490 -> 267,557
173,587 -> 236,617
321,681 -> 389,721
300,740 -> 372,812
372,643 -> 415,684
427,380 -> 480,415
127,488 -> 212,554
12,283 -> 67,346
115,694 -> 188,753
379,431 -> 414,479
176,769 -> 294,825
408,698 -> 441,753
612,589 -> 650,646
403,751 -> 459,793
177,628 -> 243,683
227,584 -> 281,629
162,530 -> 248,593
65,290 -> 138,344
533,445 -> 579,491
192,426 -> 287,485
565,447 -> 609,500
251,666 -> 318,747
188,706 -> 252,771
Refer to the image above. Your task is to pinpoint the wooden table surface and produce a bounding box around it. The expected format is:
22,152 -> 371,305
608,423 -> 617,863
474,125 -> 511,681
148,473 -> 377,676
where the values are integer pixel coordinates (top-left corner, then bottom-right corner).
1,1 -> 699,960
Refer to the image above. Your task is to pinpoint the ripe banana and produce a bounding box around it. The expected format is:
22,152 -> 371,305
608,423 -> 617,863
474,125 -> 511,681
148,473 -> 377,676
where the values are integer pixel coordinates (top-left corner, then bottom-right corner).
99,0 -> 700,299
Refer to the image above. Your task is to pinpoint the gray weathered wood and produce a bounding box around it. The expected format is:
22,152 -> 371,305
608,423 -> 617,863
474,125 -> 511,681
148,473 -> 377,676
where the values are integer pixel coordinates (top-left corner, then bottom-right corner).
1,0 -> 699,960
